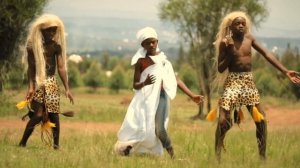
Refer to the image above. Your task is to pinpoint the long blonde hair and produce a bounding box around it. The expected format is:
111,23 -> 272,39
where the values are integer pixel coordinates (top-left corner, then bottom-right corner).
23,14 -> 67,86
212,11 -> 252,92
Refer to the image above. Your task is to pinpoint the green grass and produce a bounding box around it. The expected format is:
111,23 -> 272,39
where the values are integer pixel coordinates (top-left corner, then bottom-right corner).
0,87 -> 300,167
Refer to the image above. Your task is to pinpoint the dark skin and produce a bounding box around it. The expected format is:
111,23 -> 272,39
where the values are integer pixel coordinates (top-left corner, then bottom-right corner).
26,26 -> 74,116
19,25 -> 74,149
218,17 -> 300,81
133,38 -> 204,104
215,17 -> 300,161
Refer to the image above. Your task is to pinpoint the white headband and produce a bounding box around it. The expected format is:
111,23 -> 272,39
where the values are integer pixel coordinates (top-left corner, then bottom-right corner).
136,27 -> 158,45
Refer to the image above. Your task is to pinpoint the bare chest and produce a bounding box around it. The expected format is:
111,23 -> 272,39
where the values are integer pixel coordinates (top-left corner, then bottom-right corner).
231,38 -> 252,60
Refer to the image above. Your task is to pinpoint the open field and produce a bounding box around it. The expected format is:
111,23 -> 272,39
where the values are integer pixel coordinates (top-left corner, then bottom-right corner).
1,88 -> 300,168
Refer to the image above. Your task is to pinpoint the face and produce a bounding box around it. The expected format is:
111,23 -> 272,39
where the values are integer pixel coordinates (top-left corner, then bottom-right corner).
141,38 -> 158,55
41,26 -> 57,41
230,17 -> 246,35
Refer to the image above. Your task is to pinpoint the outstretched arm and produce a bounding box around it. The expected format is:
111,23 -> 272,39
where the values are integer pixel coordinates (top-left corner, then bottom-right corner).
252,37 -> 300,84
57,46 -> 74,104
176,76 -> 204,105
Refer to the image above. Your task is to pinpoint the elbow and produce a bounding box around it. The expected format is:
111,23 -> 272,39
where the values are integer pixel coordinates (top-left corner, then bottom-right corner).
58,67 -> 65,74
218,66 -> 225,73
133,84 -> 139,90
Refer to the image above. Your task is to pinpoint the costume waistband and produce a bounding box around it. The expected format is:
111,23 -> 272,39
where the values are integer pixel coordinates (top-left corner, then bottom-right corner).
228,71 -> 253,75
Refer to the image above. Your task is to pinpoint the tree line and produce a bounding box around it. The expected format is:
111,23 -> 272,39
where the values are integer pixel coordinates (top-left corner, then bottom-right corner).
1,0 -> 300,117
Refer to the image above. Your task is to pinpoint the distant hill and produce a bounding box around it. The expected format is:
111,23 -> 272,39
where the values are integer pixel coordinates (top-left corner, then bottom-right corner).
63,17 -> 300,57
257,37 -> 300,54
63,17 -> 178,52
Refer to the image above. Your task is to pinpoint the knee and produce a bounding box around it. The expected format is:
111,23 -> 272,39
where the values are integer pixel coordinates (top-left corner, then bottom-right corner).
218,117 -> 232,131
155,127 -> 166,137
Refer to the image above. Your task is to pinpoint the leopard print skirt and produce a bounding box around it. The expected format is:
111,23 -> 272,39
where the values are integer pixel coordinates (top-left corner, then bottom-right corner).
219,72 -> 260,111
33,76 -> 60,113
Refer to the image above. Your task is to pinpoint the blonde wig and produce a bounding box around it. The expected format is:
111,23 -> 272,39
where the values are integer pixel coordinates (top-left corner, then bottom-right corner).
215,11 -> 251,56
212,11 -> 252,92
23,14 -> 67,86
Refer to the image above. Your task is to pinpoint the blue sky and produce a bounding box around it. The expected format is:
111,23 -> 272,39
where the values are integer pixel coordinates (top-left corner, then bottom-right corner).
44,0 -> 300,38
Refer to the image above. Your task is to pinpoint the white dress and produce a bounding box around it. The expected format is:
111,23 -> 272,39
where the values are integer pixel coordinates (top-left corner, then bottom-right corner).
114,53 -> 177,155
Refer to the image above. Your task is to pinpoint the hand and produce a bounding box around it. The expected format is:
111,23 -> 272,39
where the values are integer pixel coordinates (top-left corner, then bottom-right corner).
144,74 -> 156,86
21,114 -> 28,121
286,71 -> 300,84
191,95 -> 204,105
225,35 -> 234,47
25,89 -> 35,101
65,90 -> 74,104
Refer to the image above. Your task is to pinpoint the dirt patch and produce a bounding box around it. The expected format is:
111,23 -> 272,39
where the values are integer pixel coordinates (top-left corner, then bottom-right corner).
1,106 -> 299,133
224,105 -> 300,130
0,118 -> 121,134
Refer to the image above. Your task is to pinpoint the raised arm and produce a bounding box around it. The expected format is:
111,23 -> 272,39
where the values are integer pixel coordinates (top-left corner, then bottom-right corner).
56,45 -> 74,104
252,36 -> 300,83
218,39 -> 233,73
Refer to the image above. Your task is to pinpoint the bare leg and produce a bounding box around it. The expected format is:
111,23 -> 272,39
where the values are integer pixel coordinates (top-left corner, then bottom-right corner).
215,107 -> 232,162
246,104 -> 267,159
19,101 -> 43,147
48,113 -> 60,149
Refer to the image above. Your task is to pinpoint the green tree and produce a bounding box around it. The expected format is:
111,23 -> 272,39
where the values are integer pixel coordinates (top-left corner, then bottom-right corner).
178,63 -> 198,90
175,43 -> 186,70
84,61 -> 105,90
281,43 -> 298,70
68,62 -> 83,88
124,69 -> 134,90
0,0 -> 48,92
78,58 -> 92,74
109,64 -> 126,93
108,57 -> 119,70
101,52 -> 110,70
291,63 -> 300,99
159,0 -> 268,118
281,43 -> 300,99
6,61 -> 24,90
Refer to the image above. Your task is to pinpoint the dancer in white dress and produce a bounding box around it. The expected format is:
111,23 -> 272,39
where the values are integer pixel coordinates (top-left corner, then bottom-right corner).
114,27 -> 203,158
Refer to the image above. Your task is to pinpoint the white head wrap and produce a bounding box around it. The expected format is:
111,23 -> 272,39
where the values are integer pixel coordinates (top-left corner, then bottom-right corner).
131,27 -> 159,65
136,27 -> 157,45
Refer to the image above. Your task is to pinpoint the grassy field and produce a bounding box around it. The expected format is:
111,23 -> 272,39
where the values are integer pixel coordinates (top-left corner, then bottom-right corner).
0,88 -> 300,168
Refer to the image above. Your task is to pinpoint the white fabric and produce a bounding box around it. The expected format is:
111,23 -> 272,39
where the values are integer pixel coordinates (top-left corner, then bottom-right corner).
131,48 -> 146,66
114,52 -> 177,156
131,27 -> 158,66
136,27 -> 157,45
131,47 -> 160,66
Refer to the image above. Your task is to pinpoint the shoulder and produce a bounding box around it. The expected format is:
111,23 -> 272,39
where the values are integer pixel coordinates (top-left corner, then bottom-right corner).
137,57 -> 145,63
135,58 -> 144,67
245,33 -> 255,41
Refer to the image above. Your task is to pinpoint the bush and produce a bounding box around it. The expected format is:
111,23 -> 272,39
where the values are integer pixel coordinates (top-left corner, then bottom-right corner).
254,68 -> 290,97
6,62 -> 25,90
178,63 -> 198,90
109,65 -> 126,93
68,62 -> 83,88
84,61 -> 106,89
